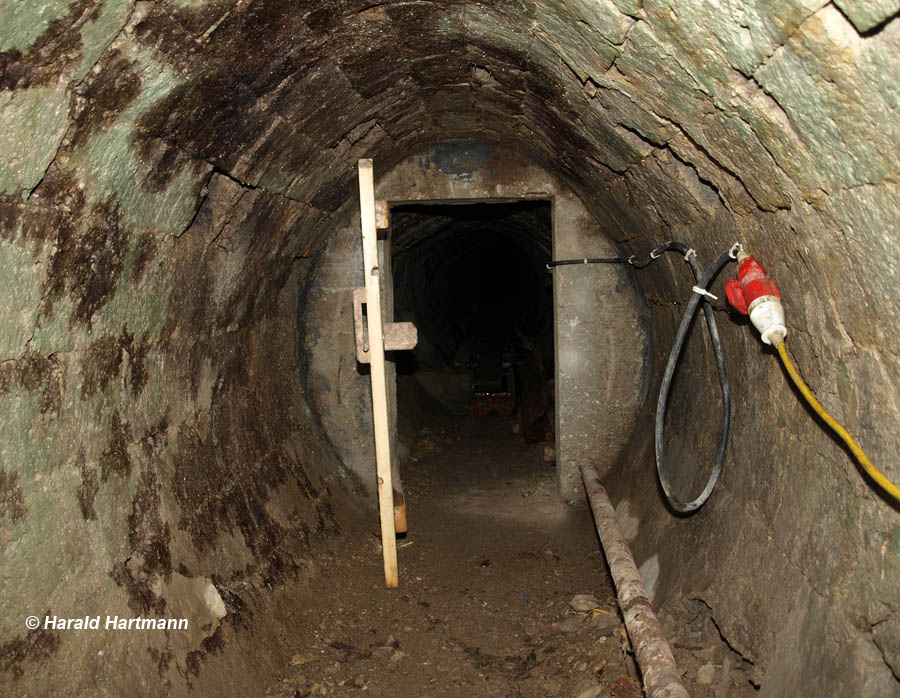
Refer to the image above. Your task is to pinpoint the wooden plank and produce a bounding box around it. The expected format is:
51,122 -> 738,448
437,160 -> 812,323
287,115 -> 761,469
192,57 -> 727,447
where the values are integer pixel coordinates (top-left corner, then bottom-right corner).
353,286 -> 418,363
393,489 -> 407,534
375,199 -> 390,230
357,159 -> 399,589
352,287 -> 370,363
384,322 -> 417,352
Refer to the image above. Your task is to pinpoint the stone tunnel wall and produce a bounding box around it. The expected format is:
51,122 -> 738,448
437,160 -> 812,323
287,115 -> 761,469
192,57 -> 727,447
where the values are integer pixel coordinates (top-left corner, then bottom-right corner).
0,4 -> 359,691
1,0 -> 899,695
0,164 -> 353,692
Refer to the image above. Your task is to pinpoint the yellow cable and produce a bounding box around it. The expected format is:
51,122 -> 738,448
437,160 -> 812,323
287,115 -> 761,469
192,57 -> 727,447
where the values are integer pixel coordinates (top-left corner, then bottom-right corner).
774,340 -> 900,505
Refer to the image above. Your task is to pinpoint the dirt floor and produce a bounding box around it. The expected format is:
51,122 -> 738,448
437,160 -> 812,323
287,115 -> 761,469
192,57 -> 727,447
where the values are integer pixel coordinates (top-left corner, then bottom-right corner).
262,383 -> 758,698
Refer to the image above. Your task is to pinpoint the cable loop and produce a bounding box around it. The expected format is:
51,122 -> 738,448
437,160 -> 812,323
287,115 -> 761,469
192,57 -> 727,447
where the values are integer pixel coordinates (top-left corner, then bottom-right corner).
652,245 -> 737,513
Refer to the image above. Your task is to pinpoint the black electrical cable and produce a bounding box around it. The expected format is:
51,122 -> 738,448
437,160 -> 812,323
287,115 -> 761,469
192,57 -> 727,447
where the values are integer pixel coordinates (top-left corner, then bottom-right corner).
549,240 -> 738,513
649,243 -> 735,513
546,256 -> 629,268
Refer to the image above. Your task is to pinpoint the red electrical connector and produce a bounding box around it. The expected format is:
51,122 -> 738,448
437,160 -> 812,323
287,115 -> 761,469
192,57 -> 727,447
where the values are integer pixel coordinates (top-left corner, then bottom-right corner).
725,252 -> 786,345
725,247 -> 900,506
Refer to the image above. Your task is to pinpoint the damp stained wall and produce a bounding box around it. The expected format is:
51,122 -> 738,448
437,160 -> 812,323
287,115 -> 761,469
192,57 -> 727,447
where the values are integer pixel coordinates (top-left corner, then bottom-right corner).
0,0 -> 898,695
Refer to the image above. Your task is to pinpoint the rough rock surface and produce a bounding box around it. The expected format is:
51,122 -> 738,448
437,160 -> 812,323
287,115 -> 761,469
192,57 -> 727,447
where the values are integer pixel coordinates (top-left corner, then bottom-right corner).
1,1 -> 898,696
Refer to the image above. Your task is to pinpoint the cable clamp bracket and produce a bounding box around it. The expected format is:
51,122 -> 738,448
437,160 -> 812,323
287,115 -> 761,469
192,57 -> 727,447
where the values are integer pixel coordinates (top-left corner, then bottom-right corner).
684,247 -> 696,262
729,242 -> 743,259
627,254 -> 637,265
692,285 -> 718,301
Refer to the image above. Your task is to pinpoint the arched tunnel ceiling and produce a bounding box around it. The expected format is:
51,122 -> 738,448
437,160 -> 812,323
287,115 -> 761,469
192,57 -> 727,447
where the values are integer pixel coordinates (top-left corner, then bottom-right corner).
4,0 -> 897,280
2,0 -> 897,254
3,0 -> 898,237
390,201 -> 551,257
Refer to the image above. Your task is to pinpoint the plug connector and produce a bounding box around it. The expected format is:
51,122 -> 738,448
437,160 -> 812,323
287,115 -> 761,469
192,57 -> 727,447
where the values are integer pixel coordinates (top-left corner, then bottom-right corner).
725,252 -> 786,345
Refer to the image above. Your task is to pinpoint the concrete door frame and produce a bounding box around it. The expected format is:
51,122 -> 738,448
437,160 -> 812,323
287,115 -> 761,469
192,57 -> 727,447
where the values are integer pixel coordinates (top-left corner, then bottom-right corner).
300,142 -> 648,501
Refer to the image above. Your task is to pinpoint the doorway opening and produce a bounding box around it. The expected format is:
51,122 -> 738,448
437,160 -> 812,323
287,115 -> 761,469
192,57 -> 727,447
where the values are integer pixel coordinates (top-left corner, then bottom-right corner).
390,200 -> 554,444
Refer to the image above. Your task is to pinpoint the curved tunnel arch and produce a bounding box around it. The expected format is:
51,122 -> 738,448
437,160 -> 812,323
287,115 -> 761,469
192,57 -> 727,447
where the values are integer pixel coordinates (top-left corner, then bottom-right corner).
1,1 -> 899,695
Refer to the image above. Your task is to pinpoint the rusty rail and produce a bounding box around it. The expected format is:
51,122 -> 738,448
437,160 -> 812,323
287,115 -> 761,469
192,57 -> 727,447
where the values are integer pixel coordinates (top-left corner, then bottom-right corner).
580,459 -> 689,698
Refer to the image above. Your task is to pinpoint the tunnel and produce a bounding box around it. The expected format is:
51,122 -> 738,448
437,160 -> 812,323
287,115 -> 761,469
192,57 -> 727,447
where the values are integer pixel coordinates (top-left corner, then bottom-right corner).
389,200 -> 555,422
1,1 -> 899,696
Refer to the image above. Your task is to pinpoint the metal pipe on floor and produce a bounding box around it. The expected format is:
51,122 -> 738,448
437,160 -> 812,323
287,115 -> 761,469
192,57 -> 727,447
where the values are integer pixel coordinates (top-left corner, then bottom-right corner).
580,458 -> 689,698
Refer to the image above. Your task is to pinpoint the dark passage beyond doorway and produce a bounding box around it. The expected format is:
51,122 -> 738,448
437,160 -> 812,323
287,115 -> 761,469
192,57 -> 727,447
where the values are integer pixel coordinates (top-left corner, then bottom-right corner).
390,201 -> 554,440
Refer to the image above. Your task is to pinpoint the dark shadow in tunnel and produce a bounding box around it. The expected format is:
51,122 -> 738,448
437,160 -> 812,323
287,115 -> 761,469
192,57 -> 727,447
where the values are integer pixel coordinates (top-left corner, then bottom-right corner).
390,201 -> 554,443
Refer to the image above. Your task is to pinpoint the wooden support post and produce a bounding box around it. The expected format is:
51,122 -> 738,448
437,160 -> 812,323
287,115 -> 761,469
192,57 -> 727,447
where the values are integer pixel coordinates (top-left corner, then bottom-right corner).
358,159 -> 399,589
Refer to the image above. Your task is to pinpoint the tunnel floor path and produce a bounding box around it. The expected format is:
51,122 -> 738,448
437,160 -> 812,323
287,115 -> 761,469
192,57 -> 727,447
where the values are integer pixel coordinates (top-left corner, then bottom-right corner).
264,397 -> 646,698
263,393 -> 754,697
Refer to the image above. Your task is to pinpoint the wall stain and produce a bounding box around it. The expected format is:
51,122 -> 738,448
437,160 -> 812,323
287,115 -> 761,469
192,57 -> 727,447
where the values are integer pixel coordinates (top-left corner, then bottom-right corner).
0,169 -> 87,263
165,0 -> 233,38
185,625 -> 224,676
140,142 -> 203,195
0,197 -> 19,243
160,236 -> 212,404
0,352 -> 63,416
0,196 -> 71,256
0,0 -> 97,92
130,4 -> 204,69
130,0 -> 311,178
147,645 -> 174,693
140,414 -> 169,458
77,455 -> 98,521
0,468 -> 27,524
130,232 -> 157,283
0,619 -> 60,681
170,342 -> 336,587
42,198 -> 128,329
212,193 -> 310,331
99,411 -> 131,481
110,465 -> 172,615
215,583 -> 253,631
180,0 -> 316,90
80,334 -> 123,399
40,355 -> 63,415
125,329 -> 152,398
80,327 -> 151,400
133,70 -> 269,179
68,49 -> 142,150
